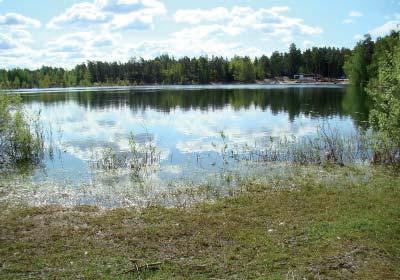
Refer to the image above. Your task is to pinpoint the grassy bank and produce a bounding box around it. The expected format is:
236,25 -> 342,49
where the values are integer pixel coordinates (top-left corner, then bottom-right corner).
1,166 -> 399,279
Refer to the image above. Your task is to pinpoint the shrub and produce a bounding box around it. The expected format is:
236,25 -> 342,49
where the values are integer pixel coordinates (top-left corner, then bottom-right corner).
0,94 -> 44,168
367,37 -> 400,164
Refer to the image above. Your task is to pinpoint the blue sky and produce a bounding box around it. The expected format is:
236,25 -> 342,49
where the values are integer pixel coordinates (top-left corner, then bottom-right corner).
0,0 -> 399,69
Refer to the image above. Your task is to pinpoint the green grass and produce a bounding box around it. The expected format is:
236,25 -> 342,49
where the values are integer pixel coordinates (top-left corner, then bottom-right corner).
1,166 -> 399,279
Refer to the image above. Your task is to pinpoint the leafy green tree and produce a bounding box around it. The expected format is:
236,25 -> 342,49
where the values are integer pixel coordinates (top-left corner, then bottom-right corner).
344,35 -> 375,86
12,76 -> 20,89
288,43 -> 302,77
39,74 -> 51,88
367,36 -> 400,162
270,52 -> 284,77
230,56 -> 255,83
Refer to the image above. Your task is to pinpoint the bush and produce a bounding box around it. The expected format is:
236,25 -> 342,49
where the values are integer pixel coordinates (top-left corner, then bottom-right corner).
367,36 -> 400,163
0,94 -> 44,168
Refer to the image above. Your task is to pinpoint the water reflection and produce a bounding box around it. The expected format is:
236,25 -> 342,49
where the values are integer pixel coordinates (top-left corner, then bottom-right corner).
3,85 -> 371,206
342,85 -> 371,129
22,86 -> 354,121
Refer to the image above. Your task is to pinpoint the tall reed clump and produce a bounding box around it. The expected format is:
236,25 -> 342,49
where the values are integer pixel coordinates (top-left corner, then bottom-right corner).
91,132 -> 160,180
0,94 -> 44,169
215,126 -> 373,167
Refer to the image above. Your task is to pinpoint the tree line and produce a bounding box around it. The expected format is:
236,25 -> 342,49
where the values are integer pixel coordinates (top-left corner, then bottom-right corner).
344,30 -> 399,163
0,44 -> 350,89
344,31 -> 399,87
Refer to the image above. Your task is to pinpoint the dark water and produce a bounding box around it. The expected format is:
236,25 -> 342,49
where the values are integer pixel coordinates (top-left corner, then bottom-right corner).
7,85 -> 369,206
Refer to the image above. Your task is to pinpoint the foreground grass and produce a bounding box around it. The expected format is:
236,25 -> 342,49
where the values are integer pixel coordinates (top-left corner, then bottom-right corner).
1,166 -> 399,279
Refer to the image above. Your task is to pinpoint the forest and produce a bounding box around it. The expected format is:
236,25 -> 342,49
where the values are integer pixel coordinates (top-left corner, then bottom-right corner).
0,44 -> 350,89
344,31 -> 399,87
343,30 -> 399,162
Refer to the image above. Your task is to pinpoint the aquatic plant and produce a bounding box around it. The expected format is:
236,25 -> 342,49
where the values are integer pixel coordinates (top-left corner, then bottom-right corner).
90,131 -> 160,181
212,126 -> 373,167
0,94 -> 44,169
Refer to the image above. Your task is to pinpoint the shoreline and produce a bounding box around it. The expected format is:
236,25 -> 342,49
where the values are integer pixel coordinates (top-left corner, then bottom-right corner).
0,81 -> 348,93
1,165 -> 399,279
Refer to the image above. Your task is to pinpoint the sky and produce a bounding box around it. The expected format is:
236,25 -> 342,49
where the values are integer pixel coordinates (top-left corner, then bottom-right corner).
0,0 -> 399,69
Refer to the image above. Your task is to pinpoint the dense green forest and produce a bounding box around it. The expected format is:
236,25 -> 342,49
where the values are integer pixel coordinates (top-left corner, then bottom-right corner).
344,30 -> 399,162
0,44 -> 350,89
344,31 -> 399,87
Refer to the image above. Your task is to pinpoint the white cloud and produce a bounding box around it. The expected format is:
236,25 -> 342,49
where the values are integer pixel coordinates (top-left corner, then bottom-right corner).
353,34 -> 363,41
0,3 -> 327,68
127,37 -> 246,59
172,24 -> 241,40
29,4 -> 322,67
369,20 -> 400,37
349,11 -> 362,17
42,31 -> 124,66
342,10 -> 363,24
7,29 -> 33,43
0,43 -> 39,68
51,32 -> 120,50
342,19 -> 354,24
99,0 -> 166,14
174,7 -> 231,24
0,33 -> 17,49
302,40 -> 314,48
97,0 -> 147,13
173,6 -> 322,43
9,26 -> 258,69
47,0 -> 166,30
0,13 -> 38,67
0,28 -> 125,69
0,13 -> 41,28
108,13 -> 154,30
47,2 -> 111,29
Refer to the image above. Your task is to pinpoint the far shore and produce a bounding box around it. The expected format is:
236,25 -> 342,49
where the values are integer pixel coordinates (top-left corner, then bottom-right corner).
226,78 -> 349,85
0,78 -> 349,92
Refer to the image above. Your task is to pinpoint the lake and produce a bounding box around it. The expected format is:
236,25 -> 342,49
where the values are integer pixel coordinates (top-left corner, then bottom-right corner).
2,85 -> 369,207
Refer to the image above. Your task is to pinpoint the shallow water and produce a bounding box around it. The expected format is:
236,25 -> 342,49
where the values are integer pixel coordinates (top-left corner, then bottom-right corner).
1,85 -> 369,206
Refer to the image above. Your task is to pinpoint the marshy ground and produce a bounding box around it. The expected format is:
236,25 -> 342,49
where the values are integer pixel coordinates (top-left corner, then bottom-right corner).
1,165 -> 399,279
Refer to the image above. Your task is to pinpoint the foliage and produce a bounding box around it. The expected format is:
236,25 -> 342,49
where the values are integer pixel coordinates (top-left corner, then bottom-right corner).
0,94 -> 44,168
367,34 -> 400,163
230,56 -> 255,83
0,44 -> 350,89
344,34 -> 375,86
344,31 -> 399,87
345,30 -> 400,163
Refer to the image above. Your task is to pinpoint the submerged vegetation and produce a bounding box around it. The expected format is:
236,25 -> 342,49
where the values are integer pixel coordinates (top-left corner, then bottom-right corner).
1,166 -> 399,279
215,127 -> 373,166
91,132 -> 160,181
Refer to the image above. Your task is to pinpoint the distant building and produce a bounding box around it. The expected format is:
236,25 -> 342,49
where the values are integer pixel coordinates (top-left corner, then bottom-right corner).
293,74 -> 316,81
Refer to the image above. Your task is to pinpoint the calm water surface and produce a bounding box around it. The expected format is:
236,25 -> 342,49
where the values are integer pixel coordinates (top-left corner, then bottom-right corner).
4,85 -> 369,206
